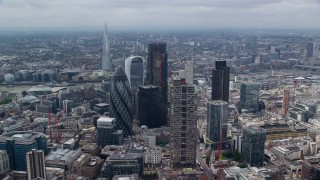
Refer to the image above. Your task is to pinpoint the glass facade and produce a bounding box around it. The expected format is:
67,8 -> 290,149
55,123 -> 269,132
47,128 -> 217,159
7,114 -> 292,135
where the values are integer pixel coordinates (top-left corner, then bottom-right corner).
125,56 -> 144,89
110,66 -> 133,137
240,83 -> 260,113
242,126 -> 266,167
147,43 -> 168,126
0,132 -> 48,170
207,100 -> 228,150
137,85 -> 163,128
14,142 -> 38,171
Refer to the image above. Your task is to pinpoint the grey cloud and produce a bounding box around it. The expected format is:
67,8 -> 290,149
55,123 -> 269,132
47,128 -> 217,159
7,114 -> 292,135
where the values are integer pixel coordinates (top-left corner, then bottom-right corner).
0,0 -> 319,29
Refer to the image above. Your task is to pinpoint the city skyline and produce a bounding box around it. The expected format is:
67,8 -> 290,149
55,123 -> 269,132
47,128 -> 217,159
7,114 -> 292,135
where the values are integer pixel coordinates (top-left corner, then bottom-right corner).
0,0 -> 320,30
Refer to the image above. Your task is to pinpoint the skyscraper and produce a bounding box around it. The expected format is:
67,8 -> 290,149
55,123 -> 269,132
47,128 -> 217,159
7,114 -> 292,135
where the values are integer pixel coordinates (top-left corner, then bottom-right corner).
26,149 -> 46,180
109,66 -> 133,137
0,131 -> 48,171
101,24 -> 111,70
239,83 -> 259,113
206,100 -> 228,150
242,126 -> 266,167
137,85 -> 163,128
212,60 -> 230,102
124,56 -> 144,89
147,43 -> 168,124
170,76 -> 197,167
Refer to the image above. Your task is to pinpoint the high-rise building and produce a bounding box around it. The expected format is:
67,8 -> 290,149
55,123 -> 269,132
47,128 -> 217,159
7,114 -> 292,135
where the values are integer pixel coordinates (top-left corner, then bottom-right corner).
137,85 -> 163,128
306,42 -> 314,60
0,131 -> 48,171
26,149 -> 46,180
212,60 -> 230,102
124,56 -> 144,89
97,117 -> 123,147
109,66 -> 133,137
147,43 -> 168,124
170,76 -> 197,167
242,126 -> 266,167
0,150 -> 9,178
101,24 -> 111,70
206,100 -> 228,150
239,83 -> 259,113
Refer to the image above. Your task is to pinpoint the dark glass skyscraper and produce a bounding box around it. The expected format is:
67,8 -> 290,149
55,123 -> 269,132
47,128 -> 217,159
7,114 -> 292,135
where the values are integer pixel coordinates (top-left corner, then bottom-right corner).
147,43 -> 168,125
239,83 -> 259,113
207,100 -> 228,150
242,126 -> 266,167
109,66 -> 133,137
212,60 -> 230,102
125,56 -> 144,89
137,85 -> 163,128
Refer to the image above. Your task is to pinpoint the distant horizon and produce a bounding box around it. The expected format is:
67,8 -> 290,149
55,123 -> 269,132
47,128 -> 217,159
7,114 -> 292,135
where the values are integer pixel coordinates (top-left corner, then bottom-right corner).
1,26 -> 320,33
0,0 -> 320,32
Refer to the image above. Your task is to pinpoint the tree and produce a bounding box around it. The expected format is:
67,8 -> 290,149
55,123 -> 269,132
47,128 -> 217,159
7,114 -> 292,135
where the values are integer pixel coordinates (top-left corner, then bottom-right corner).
238,163 -> 248,168
233,150 -> 241,161
21,90 -> 28,97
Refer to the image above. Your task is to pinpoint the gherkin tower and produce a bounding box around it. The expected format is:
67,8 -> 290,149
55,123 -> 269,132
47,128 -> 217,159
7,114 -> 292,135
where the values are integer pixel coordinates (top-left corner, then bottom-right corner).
109,66 -> 133,137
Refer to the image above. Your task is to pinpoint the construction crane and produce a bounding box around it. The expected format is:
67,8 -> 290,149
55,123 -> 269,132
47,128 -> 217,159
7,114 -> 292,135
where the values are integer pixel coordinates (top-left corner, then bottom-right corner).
55,113 -> 62,143
217,129 -> 224,180
283,89 -> 290,115
292,80 -> 298,105
45,96 -> 53,142
273,91 -> 278,113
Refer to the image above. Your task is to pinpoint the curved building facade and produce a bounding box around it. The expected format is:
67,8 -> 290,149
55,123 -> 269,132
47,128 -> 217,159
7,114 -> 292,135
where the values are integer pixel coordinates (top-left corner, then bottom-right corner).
109,66 -> 133,137
124,56 -> 144,89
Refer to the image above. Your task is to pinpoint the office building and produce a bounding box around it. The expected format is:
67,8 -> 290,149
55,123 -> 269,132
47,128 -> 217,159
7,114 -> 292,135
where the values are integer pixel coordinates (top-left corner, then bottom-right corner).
206,100 -> 228,150
306,42 -> 314,60
144,147 -> 162,165
96,117 -> 123,147
0,131 -> 48,171
239,83 -> 259,113
212,60 -> 230,102
101,153 -> 144,179
170,76 -> 197,167
147,43 -> 168,124
93,103 -> 109,115
109,66 -> 133,137
0,150 -> 9,178
101,24 -> 111,70
71,153 -> 104,180
137,85 -> 163,128
124,56 -> 144,89
46,148 -> 83,174
242,126 -> 266,167
26,149 -> 46,180
313,40 -> 320,65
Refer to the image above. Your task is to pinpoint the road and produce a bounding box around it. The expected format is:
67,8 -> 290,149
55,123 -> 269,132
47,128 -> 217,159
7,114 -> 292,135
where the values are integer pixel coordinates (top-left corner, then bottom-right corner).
197,143 -> 213,180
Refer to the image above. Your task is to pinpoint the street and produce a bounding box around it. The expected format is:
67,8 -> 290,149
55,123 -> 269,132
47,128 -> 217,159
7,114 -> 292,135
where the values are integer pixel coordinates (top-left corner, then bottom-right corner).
197,143 -> 213,180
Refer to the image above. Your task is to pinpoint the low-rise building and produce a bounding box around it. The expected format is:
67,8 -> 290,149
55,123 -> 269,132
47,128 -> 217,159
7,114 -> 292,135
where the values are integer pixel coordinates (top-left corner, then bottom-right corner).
144,147 -> 162,165
101,153 -> 144,180
46,148 -> 83,174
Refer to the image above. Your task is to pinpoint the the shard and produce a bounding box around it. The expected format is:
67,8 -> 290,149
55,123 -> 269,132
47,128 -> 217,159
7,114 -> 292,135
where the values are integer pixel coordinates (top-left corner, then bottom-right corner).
101,24 -> 111,70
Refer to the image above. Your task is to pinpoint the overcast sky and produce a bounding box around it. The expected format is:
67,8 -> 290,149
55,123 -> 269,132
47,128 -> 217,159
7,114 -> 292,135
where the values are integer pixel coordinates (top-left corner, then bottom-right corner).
0,0 -> 320,30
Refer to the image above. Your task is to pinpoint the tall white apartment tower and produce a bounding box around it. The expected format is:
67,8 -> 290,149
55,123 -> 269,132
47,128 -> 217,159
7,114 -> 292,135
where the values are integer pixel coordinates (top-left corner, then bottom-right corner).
170,66 -> 197,167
